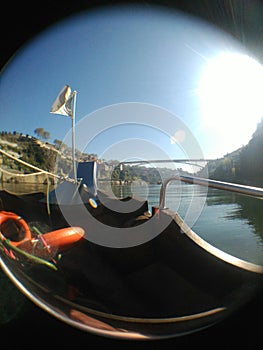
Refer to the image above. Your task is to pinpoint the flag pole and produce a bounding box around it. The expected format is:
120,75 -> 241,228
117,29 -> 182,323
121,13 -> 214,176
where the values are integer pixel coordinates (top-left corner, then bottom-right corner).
50,85 -> 78,182
72,91 -> 77,182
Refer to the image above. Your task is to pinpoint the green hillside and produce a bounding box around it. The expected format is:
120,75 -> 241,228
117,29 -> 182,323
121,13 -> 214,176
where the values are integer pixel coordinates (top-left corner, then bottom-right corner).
0,131 -> 67,174
199,118 -> 263,186
0,131 -> 97,176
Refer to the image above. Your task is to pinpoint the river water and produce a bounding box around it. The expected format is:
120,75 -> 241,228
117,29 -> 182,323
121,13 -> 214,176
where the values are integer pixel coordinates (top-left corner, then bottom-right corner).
100,182 -> 263,266
1,181 -> 263,266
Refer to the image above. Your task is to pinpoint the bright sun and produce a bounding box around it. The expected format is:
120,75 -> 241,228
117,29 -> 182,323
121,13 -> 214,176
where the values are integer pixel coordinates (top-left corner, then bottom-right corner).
197,52 -> 263,153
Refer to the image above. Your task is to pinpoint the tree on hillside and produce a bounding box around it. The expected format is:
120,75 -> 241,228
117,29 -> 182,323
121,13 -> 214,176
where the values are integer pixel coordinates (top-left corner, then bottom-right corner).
54,139 -> 70,153
236,118 -> 263,186
34,128 -> 44,138
34,128 -> 50,140
42,131 -> 50,140
54,139 -> 62,149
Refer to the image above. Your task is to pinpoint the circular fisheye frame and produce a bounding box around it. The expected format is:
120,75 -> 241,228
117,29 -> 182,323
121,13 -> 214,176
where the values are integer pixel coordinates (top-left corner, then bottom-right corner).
55,102 -> 208,248
1,3 -> 263,341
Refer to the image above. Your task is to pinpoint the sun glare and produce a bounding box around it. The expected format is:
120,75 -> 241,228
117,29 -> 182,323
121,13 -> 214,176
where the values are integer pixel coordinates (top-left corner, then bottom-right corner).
197,52 -> 263,151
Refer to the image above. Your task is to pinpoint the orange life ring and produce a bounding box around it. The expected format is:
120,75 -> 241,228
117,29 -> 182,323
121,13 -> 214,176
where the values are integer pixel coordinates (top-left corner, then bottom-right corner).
17,226 -> 85,260
0,210 -> 85,260
39,227 -> 85,251
0,211 -> 32,246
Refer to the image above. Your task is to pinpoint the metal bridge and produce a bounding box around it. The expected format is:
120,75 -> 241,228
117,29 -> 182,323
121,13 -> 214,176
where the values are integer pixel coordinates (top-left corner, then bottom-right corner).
119,158 -> 215,169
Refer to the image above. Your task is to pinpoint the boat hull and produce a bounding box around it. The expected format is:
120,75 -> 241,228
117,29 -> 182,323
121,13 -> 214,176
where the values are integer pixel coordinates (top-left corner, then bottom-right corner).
0,189 -> 262,339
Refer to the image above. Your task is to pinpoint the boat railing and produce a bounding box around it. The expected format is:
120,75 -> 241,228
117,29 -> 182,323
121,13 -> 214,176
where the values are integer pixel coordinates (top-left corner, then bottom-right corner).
159,175 -> 263,209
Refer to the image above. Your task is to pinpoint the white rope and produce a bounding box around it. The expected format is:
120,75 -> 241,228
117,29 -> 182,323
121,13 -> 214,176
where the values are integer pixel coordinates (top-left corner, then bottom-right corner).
0,148 -> 77,214
0,148 -> 78,184
0,167 -> 45,177
46,174 -> 51,215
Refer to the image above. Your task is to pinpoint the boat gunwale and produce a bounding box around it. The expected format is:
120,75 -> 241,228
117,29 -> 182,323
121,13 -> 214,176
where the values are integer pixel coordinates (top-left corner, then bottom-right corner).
164,209 -> 263,274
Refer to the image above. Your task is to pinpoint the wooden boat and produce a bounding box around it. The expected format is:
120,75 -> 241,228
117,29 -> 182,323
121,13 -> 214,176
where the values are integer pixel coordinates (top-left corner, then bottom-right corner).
0,162 -> 263,340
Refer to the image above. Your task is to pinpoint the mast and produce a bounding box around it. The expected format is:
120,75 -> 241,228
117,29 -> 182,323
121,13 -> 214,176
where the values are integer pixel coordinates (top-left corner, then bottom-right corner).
71,90 -> 77,182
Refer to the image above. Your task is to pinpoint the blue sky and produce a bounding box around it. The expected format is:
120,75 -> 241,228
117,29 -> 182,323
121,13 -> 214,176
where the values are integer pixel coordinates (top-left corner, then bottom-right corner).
1,4 -> 263,162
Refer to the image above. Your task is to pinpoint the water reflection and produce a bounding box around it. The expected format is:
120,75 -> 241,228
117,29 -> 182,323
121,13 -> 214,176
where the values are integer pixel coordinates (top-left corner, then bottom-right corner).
188,187 -> 263,265
229,194 -> 263,243
204,188 -> 263,242
101,181 -> 263,265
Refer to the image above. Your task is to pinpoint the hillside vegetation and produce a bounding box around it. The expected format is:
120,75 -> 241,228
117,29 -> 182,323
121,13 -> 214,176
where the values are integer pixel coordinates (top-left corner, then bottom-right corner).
199,118 -> 263,186
0,131 -> 90,175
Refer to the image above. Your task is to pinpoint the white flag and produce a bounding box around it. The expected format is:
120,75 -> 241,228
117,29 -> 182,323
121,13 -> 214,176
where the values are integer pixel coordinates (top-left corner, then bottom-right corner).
50,85 -> 75,118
